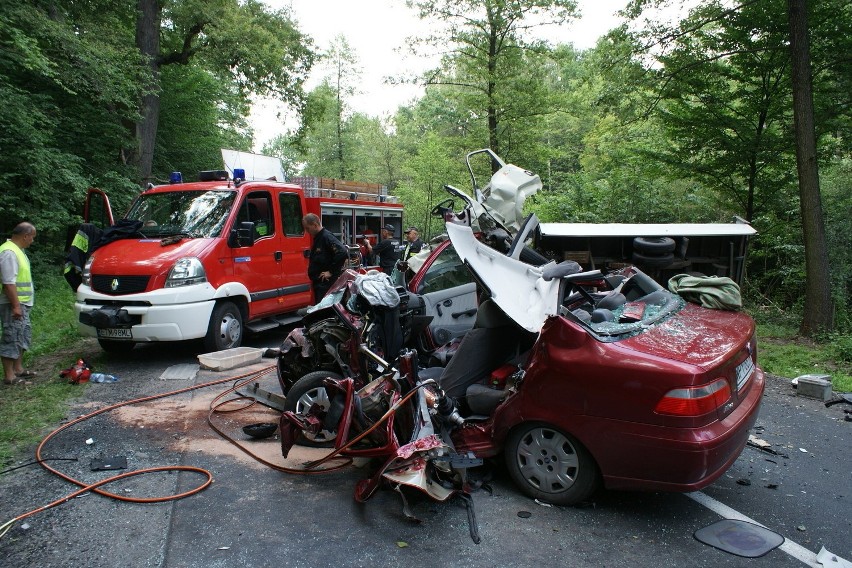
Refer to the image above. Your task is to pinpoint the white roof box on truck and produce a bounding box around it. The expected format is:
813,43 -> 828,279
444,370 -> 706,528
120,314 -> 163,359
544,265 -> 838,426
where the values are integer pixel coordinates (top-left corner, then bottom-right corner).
221,149 -> 286,182
539,220 -> 756,238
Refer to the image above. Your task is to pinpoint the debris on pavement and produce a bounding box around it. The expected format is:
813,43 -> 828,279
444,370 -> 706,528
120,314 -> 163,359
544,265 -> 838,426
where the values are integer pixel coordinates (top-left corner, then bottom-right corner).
90,456 -> 128,471
794,374 -> 832,401
817,546 -> 852,567
746,435 -> 789,458
748,435 -> 770,448
159,363 -> 199,381
694,519 -> 784,558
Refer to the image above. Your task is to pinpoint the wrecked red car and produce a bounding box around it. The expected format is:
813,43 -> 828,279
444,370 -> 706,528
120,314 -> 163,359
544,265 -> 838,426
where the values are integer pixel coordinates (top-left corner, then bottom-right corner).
281,222 -> 764,514
434,222 -> 764,502
276,149 -> 764,538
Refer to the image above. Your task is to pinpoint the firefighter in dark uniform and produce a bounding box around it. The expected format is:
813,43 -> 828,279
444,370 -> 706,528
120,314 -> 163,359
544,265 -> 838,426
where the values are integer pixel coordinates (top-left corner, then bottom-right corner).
402,226 -> 424,260
365,224 -> 400,274
302,213 -> 348,303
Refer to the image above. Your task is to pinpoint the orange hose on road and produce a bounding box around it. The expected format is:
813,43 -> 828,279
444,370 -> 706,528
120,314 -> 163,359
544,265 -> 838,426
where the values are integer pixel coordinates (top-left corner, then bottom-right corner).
0,365 -> 277,540
205,371 -> 353,474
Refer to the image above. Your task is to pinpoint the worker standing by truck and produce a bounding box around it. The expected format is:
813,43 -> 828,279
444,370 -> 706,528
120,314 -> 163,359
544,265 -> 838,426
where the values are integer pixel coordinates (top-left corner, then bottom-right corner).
365,224 -> 400,275
402,227 -> 424,260
302,213 -> 348,303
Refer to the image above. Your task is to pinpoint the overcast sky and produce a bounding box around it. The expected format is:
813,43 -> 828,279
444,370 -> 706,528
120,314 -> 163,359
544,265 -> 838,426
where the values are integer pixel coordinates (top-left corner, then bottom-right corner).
252,1 -> 629,149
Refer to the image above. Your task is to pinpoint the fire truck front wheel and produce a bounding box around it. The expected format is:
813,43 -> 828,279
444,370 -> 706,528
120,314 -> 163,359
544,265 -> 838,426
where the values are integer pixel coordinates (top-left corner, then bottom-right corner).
204,300 -> 243,352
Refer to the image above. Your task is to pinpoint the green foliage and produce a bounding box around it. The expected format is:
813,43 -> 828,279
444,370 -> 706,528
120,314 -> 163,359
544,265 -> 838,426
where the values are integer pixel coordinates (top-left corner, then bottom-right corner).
168,0 -> 316,101
0,0 -> 144,250
0,0 -> 317,262
821,156 -> 852,324
826,334 -> 852,365
407,0 -> 579,157
154,64 -> 252,181
755,315 -> 852,393
395,134 -> 461,240
636,0 -> 796,223
298,81 -> 354,178
620,0 -> 850,334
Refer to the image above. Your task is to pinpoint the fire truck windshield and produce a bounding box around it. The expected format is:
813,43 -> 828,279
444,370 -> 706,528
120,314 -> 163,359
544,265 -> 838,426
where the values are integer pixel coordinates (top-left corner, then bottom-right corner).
127,190 -> 236,238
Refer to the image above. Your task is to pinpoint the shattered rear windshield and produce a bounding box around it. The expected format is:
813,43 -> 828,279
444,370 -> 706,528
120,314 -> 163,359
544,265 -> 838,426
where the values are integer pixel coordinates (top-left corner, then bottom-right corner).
571,294 -> 686,341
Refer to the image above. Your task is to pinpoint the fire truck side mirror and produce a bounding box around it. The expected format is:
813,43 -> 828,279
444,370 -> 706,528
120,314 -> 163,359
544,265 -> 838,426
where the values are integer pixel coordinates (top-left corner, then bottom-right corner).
230,222 -> 255,248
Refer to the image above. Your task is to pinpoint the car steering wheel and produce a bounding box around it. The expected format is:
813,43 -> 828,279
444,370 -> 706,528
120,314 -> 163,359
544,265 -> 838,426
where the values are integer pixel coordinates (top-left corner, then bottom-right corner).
430,198 -> 455,217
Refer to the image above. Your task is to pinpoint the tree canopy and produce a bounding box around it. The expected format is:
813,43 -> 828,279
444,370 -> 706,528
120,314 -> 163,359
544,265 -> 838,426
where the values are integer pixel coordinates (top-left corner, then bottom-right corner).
0,0 -> 848,335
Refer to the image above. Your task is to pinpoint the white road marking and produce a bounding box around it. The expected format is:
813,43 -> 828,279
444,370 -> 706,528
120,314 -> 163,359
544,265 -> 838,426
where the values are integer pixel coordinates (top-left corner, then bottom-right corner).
686,491 -> 821,567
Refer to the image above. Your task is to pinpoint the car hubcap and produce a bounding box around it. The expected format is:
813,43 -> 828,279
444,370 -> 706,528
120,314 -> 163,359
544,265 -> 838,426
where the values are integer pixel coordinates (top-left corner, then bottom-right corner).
516,427 -> 579,493
218,313 -> 241,347
295,387 -> 336,443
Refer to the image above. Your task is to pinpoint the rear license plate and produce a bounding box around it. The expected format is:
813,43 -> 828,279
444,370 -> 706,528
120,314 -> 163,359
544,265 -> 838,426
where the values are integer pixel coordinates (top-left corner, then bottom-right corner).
735,357 -> 755,390
96,328 -> 132,339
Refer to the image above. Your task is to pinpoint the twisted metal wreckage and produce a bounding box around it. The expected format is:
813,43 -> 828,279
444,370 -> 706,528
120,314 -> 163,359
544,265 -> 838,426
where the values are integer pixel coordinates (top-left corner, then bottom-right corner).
256,150 -> 763,544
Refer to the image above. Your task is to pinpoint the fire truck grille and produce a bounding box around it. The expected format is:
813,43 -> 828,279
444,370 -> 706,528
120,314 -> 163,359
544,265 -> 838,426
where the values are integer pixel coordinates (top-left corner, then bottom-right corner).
92,275 -> 150,295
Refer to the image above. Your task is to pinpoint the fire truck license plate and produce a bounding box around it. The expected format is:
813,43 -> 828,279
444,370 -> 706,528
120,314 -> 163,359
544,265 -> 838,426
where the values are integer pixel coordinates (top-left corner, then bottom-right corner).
97,328 -> 132,339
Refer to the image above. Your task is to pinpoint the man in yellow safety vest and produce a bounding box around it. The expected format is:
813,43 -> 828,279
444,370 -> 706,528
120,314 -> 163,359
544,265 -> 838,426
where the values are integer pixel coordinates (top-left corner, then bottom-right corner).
1,222 -> 37,385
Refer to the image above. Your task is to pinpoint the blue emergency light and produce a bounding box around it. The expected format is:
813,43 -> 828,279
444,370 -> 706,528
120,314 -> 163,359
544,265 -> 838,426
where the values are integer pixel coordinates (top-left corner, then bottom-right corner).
169,171 -> 182,184
233,168 -> 246,181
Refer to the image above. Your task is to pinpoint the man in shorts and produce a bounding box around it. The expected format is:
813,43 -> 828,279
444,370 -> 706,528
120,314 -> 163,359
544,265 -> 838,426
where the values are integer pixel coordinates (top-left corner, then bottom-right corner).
1,222 -> 37,385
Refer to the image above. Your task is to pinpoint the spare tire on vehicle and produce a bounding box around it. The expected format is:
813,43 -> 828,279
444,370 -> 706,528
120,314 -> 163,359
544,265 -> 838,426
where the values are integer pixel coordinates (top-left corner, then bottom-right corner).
632,251 -> 675,268
633,236 -> 676,254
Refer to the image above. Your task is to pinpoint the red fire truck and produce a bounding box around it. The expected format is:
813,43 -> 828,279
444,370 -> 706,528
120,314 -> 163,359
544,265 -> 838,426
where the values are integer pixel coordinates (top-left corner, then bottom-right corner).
73,167 -> 403,353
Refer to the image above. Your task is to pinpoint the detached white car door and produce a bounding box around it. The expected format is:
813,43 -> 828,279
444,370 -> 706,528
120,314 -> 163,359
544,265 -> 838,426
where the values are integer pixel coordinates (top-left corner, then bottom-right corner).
446,223 -> 559,333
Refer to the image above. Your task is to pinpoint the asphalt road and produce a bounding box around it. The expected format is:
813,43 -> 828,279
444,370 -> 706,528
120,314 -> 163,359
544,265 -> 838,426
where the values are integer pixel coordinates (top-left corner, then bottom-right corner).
0,331 -> 849,568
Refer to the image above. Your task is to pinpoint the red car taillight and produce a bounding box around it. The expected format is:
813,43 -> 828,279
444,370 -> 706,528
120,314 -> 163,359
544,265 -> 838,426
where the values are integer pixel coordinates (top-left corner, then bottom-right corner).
654,378 -> 731,416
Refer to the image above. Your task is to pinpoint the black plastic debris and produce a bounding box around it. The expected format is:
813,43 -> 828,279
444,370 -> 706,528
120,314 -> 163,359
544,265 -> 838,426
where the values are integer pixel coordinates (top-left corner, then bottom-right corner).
517,511 -> 532,519
824,392 -> 852,407
90,456 -> 128,471
242,422 -> 278,439
694,519 -> 784,558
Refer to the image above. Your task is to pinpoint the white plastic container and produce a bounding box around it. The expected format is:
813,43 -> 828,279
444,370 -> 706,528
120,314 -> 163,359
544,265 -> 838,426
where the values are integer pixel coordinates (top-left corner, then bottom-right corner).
197,347 -> 263,371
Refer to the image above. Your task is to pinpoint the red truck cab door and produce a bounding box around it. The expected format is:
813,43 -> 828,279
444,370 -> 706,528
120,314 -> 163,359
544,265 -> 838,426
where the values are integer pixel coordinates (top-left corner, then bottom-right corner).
67,187 -> 116,252
83,188 -> 115,226
231,189 -> 311,319
276,191 -> 312,305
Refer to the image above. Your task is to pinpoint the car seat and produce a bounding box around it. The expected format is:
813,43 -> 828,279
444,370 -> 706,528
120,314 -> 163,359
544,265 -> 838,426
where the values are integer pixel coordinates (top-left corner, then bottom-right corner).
423,299 -> 534,417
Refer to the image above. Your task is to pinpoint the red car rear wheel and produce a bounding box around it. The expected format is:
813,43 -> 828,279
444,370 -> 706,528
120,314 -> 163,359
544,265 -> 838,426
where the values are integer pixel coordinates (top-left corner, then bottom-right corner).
505,423 -> 600,505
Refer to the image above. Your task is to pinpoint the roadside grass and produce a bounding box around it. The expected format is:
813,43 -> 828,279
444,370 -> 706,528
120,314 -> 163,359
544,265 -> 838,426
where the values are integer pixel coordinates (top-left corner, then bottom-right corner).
0,269 -> 101,466
754,311 -> 852,393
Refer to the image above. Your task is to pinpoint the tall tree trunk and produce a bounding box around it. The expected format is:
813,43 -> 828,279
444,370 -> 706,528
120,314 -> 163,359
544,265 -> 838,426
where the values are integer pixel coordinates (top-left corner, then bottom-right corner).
787,0 -> 834,334
486,11 -> 499,163
136,0 -> 161,186
336,59 -> 345,179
